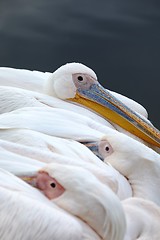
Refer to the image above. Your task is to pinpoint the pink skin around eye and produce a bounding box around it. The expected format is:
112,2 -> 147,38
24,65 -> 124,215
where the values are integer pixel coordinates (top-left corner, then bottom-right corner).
35,171 -> 65,200
72,73 -> 97,90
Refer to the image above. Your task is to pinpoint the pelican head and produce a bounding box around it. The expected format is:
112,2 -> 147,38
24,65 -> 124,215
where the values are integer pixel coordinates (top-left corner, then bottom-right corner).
95,132 -> 160,205
45,62 -> 160,148
34,163 -> 126,240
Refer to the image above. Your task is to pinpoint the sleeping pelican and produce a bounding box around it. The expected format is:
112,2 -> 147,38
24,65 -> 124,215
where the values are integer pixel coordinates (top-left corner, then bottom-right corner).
92,130 -> 160,206
21,161 -> 160,240
27,163 -> 126,240
0,63 -> 159,148
0,167 -> 125,240
45,63 -> 160,148
23,163 -> 160,240
0,65 -> 148,120
0,168 -> 97,240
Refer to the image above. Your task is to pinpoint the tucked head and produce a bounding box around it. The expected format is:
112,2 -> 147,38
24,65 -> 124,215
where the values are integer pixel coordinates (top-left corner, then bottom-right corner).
45,62 -> 97,99
91,132 -> 159,178
31,163 -> 126,240
45,62 -> 160,148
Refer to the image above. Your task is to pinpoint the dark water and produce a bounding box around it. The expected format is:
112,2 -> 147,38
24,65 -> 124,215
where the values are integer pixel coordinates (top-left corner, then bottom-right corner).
0,0 -> 160,128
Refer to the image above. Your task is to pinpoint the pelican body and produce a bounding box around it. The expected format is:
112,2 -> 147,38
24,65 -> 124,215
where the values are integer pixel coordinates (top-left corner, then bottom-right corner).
0,63 -> 160,148
45,63 -> 160,148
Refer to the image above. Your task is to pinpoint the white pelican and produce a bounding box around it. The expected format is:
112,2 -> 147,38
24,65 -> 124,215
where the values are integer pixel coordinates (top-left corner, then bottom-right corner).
0,63 -> 159,239
0,65 -> 148,120
22,163 -> 160,240
0,168 -> 96,240
92,130 -> 160,205
0,63 -> 159,149
44,62 -> 160,148
27,163 -> 126,240
0,167 -> 125,240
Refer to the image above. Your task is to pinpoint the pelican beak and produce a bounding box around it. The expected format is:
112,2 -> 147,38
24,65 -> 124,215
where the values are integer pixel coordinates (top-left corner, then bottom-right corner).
81,141 -> 104,161
20,175 -> 37,187
70,82 -> 160,148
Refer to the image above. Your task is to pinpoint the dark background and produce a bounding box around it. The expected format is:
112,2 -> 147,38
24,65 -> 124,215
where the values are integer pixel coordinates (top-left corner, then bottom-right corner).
0,0 -> 160,128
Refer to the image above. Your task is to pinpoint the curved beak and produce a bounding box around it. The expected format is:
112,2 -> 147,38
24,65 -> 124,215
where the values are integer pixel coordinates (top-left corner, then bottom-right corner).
69,82 -> 160,148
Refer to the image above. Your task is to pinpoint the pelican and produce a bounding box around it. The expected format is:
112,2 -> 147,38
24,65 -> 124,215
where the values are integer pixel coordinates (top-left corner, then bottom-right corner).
0,63 -> 159,239
44,62 -> 160,148
0,168 -> 94,240
0,63 -> 159,149
0,167 -> 125,240
27,163 -> 126,240
91,130 -> 160,206
23,163 -> 160,240
0,65 -> 149,120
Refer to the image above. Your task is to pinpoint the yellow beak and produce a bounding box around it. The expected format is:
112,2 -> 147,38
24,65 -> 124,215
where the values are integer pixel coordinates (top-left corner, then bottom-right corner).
69,83 -> 160,148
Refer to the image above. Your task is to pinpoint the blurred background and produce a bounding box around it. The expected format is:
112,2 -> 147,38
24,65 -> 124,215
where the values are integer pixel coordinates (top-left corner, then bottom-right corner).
0,0 -> 159,128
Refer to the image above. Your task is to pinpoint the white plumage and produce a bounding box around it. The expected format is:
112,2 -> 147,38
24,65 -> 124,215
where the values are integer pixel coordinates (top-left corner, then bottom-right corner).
100,131 -> 160,206
0,168 -> 99,240
0,63 -> 159,239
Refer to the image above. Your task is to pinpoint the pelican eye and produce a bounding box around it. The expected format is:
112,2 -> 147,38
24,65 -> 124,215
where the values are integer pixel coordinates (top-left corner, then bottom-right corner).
98,140 -> 114,159
77,76 -> 83,81
50,182 -> 56,188
105,146 -> 110,152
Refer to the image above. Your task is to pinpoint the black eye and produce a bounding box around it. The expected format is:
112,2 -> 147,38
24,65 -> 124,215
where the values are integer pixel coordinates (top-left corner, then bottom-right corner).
77,76 -> 83,81
105,146 -> 110,152
50,182 -> 56,188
